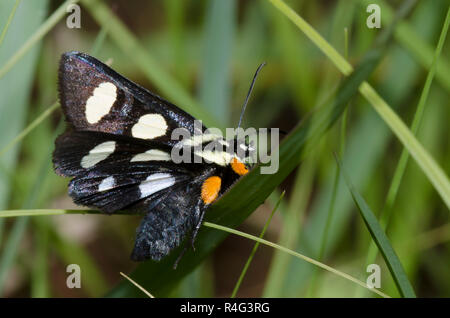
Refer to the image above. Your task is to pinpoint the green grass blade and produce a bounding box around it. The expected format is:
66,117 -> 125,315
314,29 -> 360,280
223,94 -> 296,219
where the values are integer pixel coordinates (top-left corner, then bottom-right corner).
383,5 -> 449,230
336,155 -> 416,298
307,25 -> 353,297
365,5 -> 450,269
285,1 -> 445,297
199,0 -> 235,124
0,0 -> 21,49
31,217 -> 50,297
0,144 -> 52,294
0,24 -> 113,160
0,0 -> 79,81
268,0 -> 450,211
360,0 -> 450,92
203,222 -> 390,298
263,155 -> 315,297
0,217 -> 28,295
231,191 -> 284,298
0,208 -> 390,298
0,0 -> 49,295
120,272 -> 154,298
0,101 -> 59,159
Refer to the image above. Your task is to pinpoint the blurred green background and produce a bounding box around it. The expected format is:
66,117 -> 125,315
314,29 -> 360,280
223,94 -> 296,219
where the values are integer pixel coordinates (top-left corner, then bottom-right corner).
0,0 -> 449,297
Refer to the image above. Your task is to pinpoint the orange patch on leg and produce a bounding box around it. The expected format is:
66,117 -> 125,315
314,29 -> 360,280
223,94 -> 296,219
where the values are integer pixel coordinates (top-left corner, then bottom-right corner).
201,176 -> 222,205
231,157 -> 249,176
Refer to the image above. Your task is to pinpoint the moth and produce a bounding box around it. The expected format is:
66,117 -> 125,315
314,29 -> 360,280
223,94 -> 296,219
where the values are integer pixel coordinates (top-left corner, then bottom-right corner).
53,52 -> 262,266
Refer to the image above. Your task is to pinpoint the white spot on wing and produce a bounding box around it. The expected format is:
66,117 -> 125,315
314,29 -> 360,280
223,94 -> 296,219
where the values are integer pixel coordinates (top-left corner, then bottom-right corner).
98,176 -> 115,192
85,82 -> 117,124
130,149 -> 171,162
194,150 -> 233,166
131,114 -> 168,139
81,141 -> 116,168
139,173 -> 175,198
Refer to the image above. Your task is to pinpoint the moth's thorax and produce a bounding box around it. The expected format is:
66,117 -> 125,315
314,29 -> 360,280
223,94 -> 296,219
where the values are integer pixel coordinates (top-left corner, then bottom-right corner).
177,133 -> 255,169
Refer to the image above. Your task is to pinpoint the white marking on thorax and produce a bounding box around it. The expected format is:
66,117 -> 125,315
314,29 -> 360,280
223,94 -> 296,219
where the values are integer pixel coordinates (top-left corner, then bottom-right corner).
131,149 -> 171,162
85,82 -> 117,124
98,176 -> 115,192
81,141 -> 116,168
181,133 -> 223,146
131,114 -> 168,139
139,173 -> 175,198
194,150 -> 233,166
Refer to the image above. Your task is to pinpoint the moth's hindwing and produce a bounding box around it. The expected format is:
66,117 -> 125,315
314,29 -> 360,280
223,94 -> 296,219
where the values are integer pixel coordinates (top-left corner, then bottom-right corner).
53,131 -> 203,213
132,184 -> 206,261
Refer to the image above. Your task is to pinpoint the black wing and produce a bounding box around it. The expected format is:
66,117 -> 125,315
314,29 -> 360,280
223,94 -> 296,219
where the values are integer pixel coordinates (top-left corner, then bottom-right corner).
53,131 -> 204,213
59,51 -> 205,147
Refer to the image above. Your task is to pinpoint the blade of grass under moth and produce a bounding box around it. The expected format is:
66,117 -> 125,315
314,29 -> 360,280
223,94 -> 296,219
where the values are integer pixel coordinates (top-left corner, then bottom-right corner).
268,0 -> 450,211
336,155 -> 416,298
81,0 -> 219,129
231,191 -> 285,298
203,222 -> 390,298
120,272 -> 155,298
0,208 -> 390,298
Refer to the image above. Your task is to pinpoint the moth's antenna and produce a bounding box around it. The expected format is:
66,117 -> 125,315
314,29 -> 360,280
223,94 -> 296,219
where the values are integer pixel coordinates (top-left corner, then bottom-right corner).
237,62 -> 266,131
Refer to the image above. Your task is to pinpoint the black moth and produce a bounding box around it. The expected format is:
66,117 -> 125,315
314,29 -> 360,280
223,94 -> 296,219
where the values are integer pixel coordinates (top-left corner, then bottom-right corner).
53,52 -> 257,266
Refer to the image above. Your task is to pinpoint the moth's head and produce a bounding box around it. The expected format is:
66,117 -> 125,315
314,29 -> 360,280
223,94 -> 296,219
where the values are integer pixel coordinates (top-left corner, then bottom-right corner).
228,136 -> 256,175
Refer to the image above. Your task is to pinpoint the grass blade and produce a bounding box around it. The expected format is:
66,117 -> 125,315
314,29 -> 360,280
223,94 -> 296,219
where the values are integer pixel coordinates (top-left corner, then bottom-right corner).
120,272 -> 155,298
0,0 -> 79,80
199,0 -> 235,124
0,101 -> 59,158
365,5 -> 450,270
268,0 -> 450,211
360,0 -> 450,92
231,191 -> 285,298
0,0 -> 21,49
336,155 -> 416,298
203,222 -> 390,298
0,208 -> 390,298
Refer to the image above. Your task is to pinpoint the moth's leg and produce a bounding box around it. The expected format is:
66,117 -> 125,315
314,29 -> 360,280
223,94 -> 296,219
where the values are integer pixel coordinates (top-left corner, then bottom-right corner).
189,205 -> 207,252
173,203 -> 206,269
